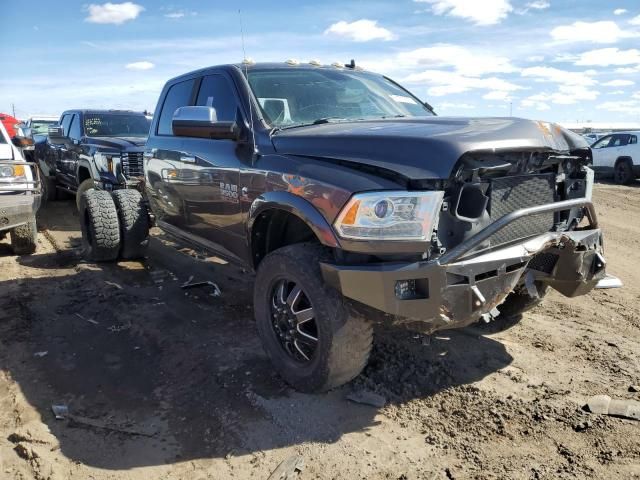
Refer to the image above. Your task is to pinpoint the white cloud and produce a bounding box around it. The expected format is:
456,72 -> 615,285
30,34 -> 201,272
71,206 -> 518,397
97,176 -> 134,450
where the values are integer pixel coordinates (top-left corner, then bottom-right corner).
613,8 -> 627,15
602,79 -> 635,87
521,85 -> 600,106
397,45 -> 515,76
324,19 -> 395,42
521,97 -> 551,110
596,101 -> 640,115
125,61 -> 155,70
483,90 -> 513,101
414,0 -> 513,25
607,90 -> 626,95
526,1 -> 550,9
550,21 -> 637,44
85,2 -> 144,25
521,66 -> 597,87
630,15 -> 640,25
165,12 -> 185,18
574,48 -> 640,66
438,102 -> 476,109
615,66 -> 640,74
404,70 -> 522,96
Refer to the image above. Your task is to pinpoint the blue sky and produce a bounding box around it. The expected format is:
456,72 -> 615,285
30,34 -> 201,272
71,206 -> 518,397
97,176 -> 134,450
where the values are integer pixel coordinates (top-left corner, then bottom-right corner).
1,0 -> 640,124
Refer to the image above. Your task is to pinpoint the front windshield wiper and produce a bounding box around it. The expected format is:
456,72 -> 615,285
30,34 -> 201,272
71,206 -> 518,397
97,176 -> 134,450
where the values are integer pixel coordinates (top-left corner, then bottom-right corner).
271,117 -> 348,134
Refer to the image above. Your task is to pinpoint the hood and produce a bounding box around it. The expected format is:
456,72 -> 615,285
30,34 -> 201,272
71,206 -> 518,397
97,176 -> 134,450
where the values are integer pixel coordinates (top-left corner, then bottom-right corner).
86,136 -> 146,151
0,142 -> 13,161
271,117 -> 589,180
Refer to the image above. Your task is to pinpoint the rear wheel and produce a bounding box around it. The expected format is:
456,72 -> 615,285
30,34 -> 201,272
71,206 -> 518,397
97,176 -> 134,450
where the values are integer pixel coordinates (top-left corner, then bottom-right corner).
614,160 -> 634,185
10,219 -> 37,255
76,178 -> 96,210
79,190 -> 120,262
254,243 -> 373,392
111,189 -> 150,259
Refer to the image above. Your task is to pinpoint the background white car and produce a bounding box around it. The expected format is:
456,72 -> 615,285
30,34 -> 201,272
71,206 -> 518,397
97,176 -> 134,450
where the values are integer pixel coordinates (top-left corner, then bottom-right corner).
591,131 -> 640,184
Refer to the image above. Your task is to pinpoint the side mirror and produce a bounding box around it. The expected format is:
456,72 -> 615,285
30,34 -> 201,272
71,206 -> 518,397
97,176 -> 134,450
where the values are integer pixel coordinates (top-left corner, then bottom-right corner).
172,106 -> 240,140
47,125 -> 66,143
12,136 -> 34,148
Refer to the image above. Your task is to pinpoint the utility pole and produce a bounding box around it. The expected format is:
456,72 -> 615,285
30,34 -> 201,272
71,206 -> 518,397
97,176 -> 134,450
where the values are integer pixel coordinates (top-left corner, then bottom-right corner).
509,101 -> 513,117
11,103 -> 16,117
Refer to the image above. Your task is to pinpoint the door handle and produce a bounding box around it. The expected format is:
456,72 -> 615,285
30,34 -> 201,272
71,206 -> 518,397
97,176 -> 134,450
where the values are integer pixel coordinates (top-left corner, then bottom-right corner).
180,155 -> 196,163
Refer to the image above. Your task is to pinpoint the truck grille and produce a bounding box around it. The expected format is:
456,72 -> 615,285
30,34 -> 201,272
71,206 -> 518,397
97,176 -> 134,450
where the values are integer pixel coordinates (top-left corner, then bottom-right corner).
488,174 -> 556,246
121,152 -> 144,179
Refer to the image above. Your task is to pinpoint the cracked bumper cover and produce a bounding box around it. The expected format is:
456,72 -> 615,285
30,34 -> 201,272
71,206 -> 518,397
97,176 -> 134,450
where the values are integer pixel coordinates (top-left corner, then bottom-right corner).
321,198 -> 609,332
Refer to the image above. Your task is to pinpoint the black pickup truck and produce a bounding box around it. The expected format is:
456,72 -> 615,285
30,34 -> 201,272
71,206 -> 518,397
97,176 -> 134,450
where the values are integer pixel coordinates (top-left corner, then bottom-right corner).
79,62 -> 618,392
35,109 -> 150,208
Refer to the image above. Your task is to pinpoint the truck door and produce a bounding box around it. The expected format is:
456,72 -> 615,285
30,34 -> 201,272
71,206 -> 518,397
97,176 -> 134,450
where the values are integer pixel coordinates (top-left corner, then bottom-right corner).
56,113 -> 78,188
175,73 -> 245,261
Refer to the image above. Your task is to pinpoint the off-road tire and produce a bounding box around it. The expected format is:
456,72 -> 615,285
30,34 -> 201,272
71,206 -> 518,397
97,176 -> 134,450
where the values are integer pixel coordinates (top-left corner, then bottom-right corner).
38,165 -> 57,203
614,159 -> 634,185
76,178 -> 96,210
111,189 -> 150,259
79,189 -> 120,262
10,219 -> 37,255
254,243 -> 373,392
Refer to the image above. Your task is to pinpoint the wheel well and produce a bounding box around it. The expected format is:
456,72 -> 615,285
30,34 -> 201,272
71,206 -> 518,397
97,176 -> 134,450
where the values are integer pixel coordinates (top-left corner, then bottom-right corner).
78,166 -> 92,183
615,156 -> 633,167
251,209 -> 320,267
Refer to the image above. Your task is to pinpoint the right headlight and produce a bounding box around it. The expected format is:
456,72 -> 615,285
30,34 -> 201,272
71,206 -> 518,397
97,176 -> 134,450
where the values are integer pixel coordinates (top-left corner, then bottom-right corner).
94,153 -> 120,173
333,191 -> 444,241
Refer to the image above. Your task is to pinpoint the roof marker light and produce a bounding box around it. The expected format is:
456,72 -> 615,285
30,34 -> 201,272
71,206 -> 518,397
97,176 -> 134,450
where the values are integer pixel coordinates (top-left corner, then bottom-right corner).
285,58 -> 299,65
309,59 -> 322,66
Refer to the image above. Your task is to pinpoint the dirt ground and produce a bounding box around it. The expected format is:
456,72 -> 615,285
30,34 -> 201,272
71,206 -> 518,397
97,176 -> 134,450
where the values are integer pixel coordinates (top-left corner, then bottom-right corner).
0,183 -> 639,480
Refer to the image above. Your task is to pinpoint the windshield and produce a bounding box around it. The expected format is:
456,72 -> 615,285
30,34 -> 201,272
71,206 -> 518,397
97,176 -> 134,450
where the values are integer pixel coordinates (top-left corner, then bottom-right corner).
246,68 -> 434,128
84,114 -> 151,137
31,120 -> 58,135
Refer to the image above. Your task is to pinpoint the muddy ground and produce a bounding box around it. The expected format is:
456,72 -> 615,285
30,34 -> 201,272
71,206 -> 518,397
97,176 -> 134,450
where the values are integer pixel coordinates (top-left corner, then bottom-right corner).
0,183 -> 639,480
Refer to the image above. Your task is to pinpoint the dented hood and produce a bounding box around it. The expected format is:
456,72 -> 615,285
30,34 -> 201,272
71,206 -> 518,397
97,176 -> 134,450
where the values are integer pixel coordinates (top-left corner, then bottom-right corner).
271,117 -> 589,180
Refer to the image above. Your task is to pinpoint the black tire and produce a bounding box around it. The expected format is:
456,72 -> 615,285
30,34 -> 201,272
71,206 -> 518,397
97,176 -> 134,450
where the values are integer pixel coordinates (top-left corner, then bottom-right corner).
614,159 -> 634,185
76,178 -> 96,210
254,243 -> 373,392
111,189 -> 150,259
10,219 -> 37,255
79,189 -> 120,262
38,165 -> 57,203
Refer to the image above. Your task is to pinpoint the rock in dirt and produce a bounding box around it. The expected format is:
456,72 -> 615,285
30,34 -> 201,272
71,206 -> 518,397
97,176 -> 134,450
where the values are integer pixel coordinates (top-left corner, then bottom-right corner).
584,395 -> 640,421
629,385 -> 640,393
346,390 -> 386,408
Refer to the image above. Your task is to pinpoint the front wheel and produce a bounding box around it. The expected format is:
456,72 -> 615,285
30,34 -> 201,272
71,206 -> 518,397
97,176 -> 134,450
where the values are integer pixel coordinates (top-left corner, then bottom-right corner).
111,189 -> 150,259
76,178 -> 97,210
10,219 -> 37,255
254,244 -> 373,392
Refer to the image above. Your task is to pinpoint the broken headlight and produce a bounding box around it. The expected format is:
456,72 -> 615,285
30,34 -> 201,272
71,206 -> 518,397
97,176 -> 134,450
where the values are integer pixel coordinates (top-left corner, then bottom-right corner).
334,191 -> 444,241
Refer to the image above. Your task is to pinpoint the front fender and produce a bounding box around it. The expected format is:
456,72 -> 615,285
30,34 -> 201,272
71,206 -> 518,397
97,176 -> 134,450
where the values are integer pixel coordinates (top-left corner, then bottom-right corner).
248,190 -> 341,249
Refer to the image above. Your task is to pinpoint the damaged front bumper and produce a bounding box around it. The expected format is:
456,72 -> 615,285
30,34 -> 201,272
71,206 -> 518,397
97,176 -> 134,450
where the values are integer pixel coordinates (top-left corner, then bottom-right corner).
321,198 -> 618,332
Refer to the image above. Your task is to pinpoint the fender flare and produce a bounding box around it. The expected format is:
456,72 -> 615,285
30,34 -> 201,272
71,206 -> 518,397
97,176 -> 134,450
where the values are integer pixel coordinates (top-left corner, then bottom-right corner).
614,155 -> 633,167
247,191 -> 341,250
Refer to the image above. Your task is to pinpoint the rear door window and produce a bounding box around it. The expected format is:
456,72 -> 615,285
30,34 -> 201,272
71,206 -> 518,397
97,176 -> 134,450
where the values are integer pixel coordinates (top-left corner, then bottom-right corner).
195,74 -> 239,122
157,79 -> 196,135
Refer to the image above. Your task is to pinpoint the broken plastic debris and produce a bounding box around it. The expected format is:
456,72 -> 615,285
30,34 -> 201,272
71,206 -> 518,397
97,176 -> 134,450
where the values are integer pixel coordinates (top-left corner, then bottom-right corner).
104,281 -> 123,290
34,351 -> 48,358
180,279 -> 222,297
267,454 -> 304,480
346,390 -> 386,408
584,395 -> 640,421
51,405 -> 68,420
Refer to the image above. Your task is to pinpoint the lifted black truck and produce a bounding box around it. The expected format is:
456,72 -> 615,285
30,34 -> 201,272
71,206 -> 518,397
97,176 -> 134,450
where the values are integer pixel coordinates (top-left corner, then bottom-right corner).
35,110 -> 150,208
79,61 -> 619,392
